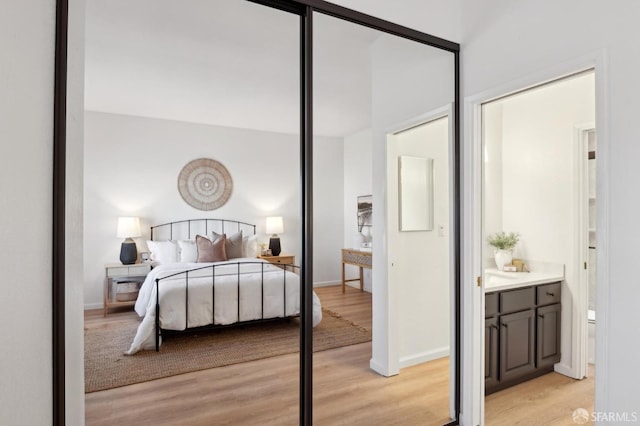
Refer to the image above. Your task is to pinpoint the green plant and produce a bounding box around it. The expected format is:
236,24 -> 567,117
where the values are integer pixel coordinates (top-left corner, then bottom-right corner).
487,232 -> 519,250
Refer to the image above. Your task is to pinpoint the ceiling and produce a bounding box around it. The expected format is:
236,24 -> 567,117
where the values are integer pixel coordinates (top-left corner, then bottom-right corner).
84,0 -> 381,138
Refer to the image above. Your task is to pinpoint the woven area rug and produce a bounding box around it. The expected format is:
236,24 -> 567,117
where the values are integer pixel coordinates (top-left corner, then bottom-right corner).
85,309 -> 371,393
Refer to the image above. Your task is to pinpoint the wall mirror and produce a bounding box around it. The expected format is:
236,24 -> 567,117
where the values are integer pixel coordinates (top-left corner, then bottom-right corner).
82,0 -> 303,423
54,1 -> 460,424
399,155 -> 434,231
313,10 -> 457,425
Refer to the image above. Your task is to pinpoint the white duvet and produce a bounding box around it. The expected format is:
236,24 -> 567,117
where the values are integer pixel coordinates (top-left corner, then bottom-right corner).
126,258 -> 322,354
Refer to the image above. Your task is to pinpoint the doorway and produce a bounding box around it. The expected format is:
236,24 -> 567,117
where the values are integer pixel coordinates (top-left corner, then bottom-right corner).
480,71 -> 596,422
386,111 -> 455,420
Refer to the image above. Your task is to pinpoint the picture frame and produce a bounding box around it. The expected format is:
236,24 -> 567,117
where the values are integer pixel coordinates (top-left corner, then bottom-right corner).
357,195 -> 372,232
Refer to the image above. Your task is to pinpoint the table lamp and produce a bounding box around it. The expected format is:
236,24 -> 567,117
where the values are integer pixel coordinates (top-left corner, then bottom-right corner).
117,216 -> 141,264
265,216 -> 283,256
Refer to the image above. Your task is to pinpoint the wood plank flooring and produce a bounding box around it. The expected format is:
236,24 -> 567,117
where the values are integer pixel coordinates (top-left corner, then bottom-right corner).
485,365 -> 595,425
85,285 -> 594,425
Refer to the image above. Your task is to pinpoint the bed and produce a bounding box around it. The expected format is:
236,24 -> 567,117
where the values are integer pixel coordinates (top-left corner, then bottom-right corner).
125,219 -> 322,354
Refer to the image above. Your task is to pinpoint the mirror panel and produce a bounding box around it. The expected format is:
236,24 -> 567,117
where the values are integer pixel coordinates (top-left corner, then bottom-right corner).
83,1 -> 301,423
312,11 -> 455,424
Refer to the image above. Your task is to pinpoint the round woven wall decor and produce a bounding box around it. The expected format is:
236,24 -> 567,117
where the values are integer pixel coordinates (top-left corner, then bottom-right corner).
177,158 -> 233,211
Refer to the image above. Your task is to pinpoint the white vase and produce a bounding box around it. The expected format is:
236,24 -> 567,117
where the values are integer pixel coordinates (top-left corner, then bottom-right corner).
494,249 -> 513,271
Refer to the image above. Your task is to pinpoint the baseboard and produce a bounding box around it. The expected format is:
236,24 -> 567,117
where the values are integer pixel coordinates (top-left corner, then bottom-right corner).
313,280 -> 341,288
399,346 -> 450,369
313,280 -> 372,293
554,362 -> 581,379
370,358 -> 397,377
84,302 -> 102,310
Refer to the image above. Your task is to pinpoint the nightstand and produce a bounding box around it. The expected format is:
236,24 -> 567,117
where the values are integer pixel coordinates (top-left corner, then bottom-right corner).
258,254 -> 295,268
104,262 -> 152,316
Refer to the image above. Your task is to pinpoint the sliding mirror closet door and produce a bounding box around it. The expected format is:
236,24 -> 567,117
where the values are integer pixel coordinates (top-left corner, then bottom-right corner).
312,12 -> 456,424
83,1 -> 302,423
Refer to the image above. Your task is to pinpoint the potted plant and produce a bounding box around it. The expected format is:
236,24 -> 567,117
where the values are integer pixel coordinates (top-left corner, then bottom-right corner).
487,232 -> 519,271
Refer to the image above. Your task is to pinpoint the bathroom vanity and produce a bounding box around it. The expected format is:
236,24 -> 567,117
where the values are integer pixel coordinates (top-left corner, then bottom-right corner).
485,271 -> 562,395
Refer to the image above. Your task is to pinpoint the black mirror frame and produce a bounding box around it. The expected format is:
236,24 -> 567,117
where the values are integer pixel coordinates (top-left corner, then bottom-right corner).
52,1 -> 460,424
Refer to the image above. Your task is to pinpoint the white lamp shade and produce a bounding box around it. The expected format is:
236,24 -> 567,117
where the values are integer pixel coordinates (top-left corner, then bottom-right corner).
265,216 -> 284,235
117,217 -> 141,238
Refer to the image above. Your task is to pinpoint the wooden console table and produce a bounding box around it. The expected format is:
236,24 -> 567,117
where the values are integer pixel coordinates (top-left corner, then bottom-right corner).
341,248 -> 372,293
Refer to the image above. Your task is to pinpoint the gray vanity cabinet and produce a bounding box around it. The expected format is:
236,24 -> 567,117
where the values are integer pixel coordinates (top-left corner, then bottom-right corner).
537,303 -> 562,368
484,317 -> 499,387
485,281 -> 561,394
499,309 -> 536,381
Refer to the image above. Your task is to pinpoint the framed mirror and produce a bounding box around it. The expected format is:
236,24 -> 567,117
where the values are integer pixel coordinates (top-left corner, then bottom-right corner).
399,155 -> 434,231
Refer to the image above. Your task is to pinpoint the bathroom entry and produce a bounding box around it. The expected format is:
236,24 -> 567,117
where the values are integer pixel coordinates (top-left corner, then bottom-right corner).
481,70 -> 596,413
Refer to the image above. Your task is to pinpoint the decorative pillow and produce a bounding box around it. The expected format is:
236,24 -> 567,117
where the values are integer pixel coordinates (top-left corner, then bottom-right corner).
177,240 -> 197,263
146,240 -> 178,264
211,230 -> 243,259
242,234 -> 258,258
196,234 -> 227,263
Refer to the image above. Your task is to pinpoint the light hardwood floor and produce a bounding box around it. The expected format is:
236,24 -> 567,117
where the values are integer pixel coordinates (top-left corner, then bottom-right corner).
85,285 -> 594,425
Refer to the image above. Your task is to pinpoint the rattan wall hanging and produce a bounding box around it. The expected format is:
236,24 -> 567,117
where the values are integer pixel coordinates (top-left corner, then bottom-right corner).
177,158 -> 233,210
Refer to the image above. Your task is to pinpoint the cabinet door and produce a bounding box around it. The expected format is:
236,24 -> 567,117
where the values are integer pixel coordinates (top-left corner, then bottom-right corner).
537,303 -> 562,368
485,317 -> 499,389
500,309 -> 536,382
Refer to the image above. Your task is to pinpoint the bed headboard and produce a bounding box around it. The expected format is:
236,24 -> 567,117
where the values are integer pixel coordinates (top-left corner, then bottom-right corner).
150,219 -> 256,241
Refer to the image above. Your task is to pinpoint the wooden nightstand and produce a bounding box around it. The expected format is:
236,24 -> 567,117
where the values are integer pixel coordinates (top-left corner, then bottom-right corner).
104,262 -> 152,316
258,254 -> 295,268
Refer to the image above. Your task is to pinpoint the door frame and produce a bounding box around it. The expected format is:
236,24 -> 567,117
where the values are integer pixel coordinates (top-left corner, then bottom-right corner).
53,1 -> 462,425
384,104 -> 456,419
462,51 -> 610,425
574,122 -> 596,380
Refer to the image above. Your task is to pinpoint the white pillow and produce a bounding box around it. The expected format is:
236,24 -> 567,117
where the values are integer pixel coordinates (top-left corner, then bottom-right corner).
177,240 -> 197,263
146,240 -> 178,264
242,234 -> 258,258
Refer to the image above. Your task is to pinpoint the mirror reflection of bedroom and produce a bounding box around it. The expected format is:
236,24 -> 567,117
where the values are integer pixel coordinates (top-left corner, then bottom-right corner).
82,1 -> 306,423
82,1 -> 456,424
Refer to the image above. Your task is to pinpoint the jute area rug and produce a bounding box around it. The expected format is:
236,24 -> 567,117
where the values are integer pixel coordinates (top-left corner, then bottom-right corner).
85,309 -> 371,393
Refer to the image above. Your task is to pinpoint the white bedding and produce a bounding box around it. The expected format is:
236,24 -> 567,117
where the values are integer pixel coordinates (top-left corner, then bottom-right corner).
126,258 -> 322,354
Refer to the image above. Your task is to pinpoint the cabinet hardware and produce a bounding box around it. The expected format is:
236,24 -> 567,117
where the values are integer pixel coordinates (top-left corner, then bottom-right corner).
501,323 -> 508,328
477,276 -> 482,287
546,291 -> 554,297
490,324 -> 498,329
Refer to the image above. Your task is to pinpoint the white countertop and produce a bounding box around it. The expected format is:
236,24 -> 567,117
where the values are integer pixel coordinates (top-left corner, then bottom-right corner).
484,267 -> 564,292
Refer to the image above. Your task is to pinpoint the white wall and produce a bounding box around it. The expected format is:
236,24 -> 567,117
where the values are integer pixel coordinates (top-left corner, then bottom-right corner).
343,128 -> 373,291
313,135 -> 346,287
388,117 -> 451,367
0,1 -> 55,424
462,0 -> 640,421
370,33 -> 455,375
66,0 -> 86,423
328,0 -> 460,43
482,102 -> 503,260
484,73 -> 595,377
84,111 -> 343,308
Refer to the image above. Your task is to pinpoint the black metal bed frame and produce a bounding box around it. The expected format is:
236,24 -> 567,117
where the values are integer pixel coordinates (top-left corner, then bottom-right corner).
154,261 -> 299,351
150,219 -> 299,351
150,218 -> 257,241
